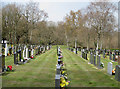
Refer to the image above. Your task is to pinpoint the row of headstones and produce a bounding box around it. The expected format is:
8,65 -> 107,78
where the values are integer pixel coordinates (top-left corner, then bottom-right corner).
89,53 -> 103,69
68,47 -> 120,82
14,45 -> 51,65
55,46 -> 62,89
68,47 -> 78,54
0,43 -> 51,73
82,49 -> 120,81
102,50 -> 120,61
68,47 -> 119,62
2,42 -> 51,57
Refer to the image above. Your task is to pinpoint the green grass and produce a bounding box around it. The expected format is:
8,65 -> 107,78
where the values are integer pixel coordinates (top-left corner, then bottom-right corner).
2,45 -> 120,87
2,47 -> 57,87
60,46 -> 119,87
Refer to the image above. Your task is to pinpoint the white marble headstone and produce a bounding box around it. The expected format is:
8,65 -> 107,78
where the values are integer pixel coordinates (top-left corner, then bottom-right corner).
23,50 -> 25,58
107,62 -> 112,75
26,48 -> 28,58
31,49 -> 34,55
5,43 -> 7,56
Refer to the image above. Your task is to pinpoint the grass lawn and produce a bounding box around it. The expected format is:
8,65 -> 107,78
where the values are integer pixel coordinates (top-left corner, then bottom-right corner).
2,45 -> 120,88
61,46 -> 119,87
2,47 -> 57,87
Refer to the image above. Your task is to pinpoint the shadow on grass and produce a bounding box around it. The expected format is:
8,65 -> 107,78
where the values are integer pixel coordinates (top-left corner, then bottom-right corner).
2,70 -> 16,76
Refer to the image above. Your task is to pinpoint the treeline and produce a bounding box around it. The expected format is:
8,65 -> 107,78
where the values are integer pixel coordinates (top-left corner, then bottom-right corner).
2,2 -> 65,45
2,1 -> 118,49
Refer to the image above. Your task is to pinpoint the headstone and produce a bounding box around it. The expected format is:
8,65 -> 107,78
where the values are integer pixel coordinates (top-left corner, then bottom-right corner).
23,50 -> 25,59
81,49 -> 83,57
115,65 -> 120,81
107,62 -> 112,75
9,46 -> 12,55
31,49 -> 34,56
94,55 -> 96,66
90,53 -> 92,63
29,49 -> 31,58
85,52 -> 87,60
75,48 -> 77,54
55,74 -> 60,89
103,50 -> 105,58
113,53 -> 115,61
97,55 -> 101,69
14,52 -> 18,64
5,43 -> 7,56
109,52 -> 112,60
19,50 -> 21,62
56,64 -> 61,74
26,48 -> 28,59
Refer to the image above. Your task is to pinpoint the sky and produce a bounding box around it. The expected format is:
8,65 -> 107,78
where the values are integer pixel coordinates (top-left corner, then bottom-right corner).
1,0 -> 119,22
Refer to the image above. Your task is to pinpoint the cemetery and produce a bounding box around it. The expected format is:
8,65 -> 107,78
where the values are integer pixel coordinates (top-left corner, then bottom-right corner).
1,1 -> 120,89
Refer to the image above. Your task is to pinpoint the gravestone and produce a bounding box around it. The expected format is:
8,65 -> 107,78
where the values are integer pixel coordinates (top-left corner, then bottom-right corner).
31,49 -> 34,56
109,52 -> 112,60
55,74 -> 60,89
9,46 -> 12,55
103,50 -> 105,58
19,50 -> 21,62
85,52 -> 87,60
2,40 -> 5,72
113,53 -> 115,61
56,64 -> 61,74
94,55 -> 96,66
29,48 -> 31,58
75,48 -> 77,54
97,55 -> 101,69
23,50 -> 25,59
5,43 -> 8,56
81,49 -> 83,57
14,52 -> 18,65
26,48 -> 28,59
90,53 -> 92,63
115,65 -> 120,81
107,62 -> 112,75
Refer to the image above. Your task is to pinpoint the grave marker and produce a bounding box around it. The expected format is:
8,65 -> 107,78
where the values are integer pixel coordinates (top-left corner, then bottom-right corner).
115,65 -> 120,81
113,53 -> 115,61
97,55 -> 101,69
107,62 -> 112,75
56,64 -> 61,74
94,55 -> 96,66
109,52 -> 112,60
55,74 -> 60,89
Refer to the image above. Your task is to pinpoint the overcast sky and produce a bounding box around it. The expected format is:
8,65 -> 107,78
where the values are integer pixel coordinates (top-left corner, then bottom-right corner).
1,0 -> 119,22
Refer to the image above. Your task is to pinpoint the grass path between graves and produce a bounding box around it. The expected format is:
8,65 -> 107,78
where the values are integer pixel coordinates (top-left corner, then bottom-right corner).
2,47 -> 57,87
61,46 -> 120,87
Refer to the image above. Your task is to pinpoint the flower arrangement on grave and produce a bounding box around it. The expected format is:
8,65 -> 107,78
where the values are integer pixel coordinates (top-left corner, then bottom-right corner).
7,53 -> 10,56
115,55 -> 118,61
100,62 -> 104,68
7,65 -> 14,71
60,56 -> 63,59
112,68 -> 116,75
30,55 -> 34,59
60,76 -> 70,88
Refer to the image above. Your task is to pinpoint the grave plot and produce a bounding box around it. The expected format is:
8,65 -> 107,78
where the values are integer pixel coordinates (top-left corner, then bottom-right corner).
55,47 -> 70,88
2,47 -> 56,87
76,48 -> 118,75
64,47 -> 119,87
